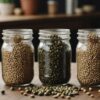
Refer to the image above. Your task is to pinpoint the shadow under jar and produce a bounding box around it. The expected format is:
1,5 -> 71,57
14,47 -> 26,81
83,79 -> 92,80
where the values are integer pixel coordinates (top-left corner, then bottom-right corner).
77,30 -> 100,86
1,29 -> 34,86
38,29 -> 71,85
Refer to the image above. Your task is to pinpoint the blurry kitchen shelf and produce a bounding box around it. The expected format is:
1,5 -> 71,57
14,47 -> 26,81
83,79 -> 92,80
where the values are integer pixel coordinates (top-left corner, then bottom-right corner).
0,13 -> 100,29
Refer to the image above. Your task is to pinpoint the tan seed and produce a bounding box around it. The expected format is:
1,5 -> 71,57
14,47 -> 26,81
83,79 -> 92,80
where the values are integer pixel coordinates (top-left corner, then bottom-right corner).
86,92 -> 91,95
83,89 -> 87,93
98,89 -> 100,93
90,94 -> 94,98
66,96 -> 71,99
30,94 -> 35,98
89,87 -> 92,91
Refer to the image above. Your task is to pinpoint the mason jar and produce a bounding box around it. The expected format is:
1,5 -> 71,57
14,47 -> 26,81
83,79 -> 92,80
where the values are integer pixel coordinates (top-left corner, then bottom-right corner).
38,29 -> 71,85
77,30 -> 100,86
1,29 -> 34,86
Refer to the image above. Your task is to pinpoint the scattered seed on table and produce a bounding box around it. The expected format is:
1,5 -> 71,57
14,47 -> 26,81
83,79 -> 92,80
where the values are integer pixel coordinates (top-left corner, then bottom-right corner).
30,94 -> 35,98
83,89 -> 87,93
18,87 -> 22,91
89,87 -> 92,91
90,94 -> 94,98
20,91 -> 24,95
86,92 -> 91,95
61,94 -> 65,98
98,89 -> 100,93
53,94 -> 59,98
23,92 -> 28,96
10,87 -> 15,91
66,96 -> 71,99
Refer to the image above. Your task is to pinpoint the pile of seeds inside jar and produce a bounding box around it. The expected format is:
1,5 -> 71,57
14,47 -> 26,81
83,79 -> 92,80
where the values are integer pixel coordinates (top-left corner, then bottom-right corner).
2,34 -> 34,86
77,32 -> 100,86
39,34 -> 71,85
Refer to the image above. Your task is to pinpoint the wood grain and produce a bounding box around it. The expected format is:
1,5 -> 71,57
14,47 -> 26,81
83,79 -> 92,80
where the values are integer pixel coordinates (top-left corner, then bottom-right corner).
0,63 -> 99,100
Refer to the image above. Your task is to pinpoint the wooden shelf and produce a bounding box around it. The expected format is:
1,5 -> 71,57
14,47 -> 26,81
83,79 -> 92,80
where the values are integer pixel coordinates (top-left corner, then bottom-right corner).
0,13 -> 100,29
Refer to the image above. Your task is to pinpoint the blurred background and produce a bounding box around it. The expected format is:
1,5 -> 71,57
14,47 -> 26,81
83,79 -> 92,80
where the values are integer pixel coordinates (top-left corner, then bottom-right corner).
0,0 -> 100,62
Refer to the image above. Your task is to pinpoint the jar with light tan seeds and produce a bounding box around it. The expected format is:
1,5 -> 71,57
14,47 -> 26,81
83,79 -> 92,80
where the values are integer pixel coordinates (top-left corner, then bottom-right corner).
76,30 -> 100,86
1,29 -> 34,86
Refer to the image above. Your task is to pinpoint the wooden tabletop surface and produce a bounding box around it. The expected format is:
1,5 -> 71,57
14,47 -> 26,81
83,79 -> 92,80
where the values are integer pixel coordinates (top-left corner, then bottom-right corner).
0,13 -> 100,29
0,63 -> 99,100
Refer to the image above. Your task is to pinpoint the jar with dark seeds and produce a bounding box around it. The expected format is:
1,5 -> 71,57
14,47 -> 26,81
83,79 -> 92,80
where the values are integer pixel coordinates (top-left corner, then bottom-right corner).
38,29 -> 71,85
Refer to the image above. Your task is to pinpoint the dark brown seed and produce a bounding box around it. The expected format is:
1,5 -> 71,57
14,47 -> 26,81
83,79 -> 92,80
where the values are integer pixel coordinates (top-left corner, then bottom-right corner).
1,90 -> 5,95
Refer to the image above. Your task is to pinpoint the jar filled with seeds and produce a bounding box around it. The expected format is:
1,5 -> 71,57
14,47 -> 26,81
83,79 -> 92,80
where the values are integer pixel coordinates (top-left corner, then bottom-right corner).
77,30 -> 100,86
38,29 -> 71,85
1,29 -> 34,86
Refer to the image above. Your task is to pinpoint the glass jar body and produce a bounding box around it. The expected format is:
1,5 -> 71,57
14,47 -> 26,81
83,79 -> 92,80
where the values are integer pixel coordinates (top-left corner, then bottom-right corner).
76,30 -> 100,86
38,29 -> 71,85
1,29 -> 34,86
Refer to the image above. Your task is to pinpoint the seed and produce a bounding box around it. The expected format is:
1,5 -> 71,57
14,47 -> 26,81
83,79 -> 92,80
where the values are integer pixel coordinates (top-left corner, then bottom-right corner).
10,87 -> 15,91
1,90 -> 5,95
66,96 -> 71,99
30,94 -> 35,98
53,94 -> 59,98
61,94 -> 65,98
86,92 -> 91,95
89,87 -> 92,91
20,91 -> 24,95
81,87 -> 84,91
98,89 -> 100,93
90,94 -> 94,98
18,87 -> 22,91
83,89 -> 87,93
23,92 -> 28,96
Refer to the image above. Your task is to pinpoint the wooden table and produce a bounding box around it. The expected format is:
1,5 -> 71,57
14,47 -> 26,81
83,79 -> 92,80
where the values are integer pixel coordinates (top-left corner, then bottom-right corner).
0,63 -> 99,100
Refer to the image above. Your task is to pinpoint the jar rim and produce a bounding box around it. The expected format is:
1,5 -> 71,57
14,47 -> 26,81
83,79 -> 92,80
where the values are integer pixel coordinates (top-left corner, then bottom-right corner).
3,29 -> 33,36
39,29 -> 70,40
2,29 -> 33,40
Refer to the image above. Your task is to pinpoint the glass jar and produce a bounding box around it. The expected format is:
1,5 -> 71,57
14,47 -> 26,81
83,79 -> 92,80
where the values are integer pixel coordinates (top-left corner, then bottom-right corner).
38,29 -> 71,85
77,30 -> 100,86
1,29 -> 34,86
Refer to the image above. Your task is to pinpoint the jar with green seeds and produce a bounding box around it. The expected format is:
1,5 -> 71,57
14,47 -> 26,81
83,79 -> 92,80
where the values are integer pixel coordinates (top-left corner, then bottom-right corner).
38,29 -> 71,85
77,29 -> 100,86
1,29 -> 34,86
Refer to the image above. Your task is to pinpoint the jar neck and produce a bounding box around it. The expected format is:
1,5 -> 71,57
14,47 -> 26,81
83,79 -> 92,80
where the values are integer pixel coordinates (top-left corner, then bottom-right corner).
2,29 -> 33,42
39,29 -> 70,41
78,30 -> 100,43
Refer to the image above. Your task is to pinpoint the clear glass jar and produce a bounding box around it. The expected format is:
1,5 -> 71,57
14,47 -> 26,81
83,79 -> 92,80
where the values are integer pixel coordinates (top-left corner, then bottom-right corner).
77,30 -> 100,86
38,29 -> 71,85
1,29 -> 34,86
